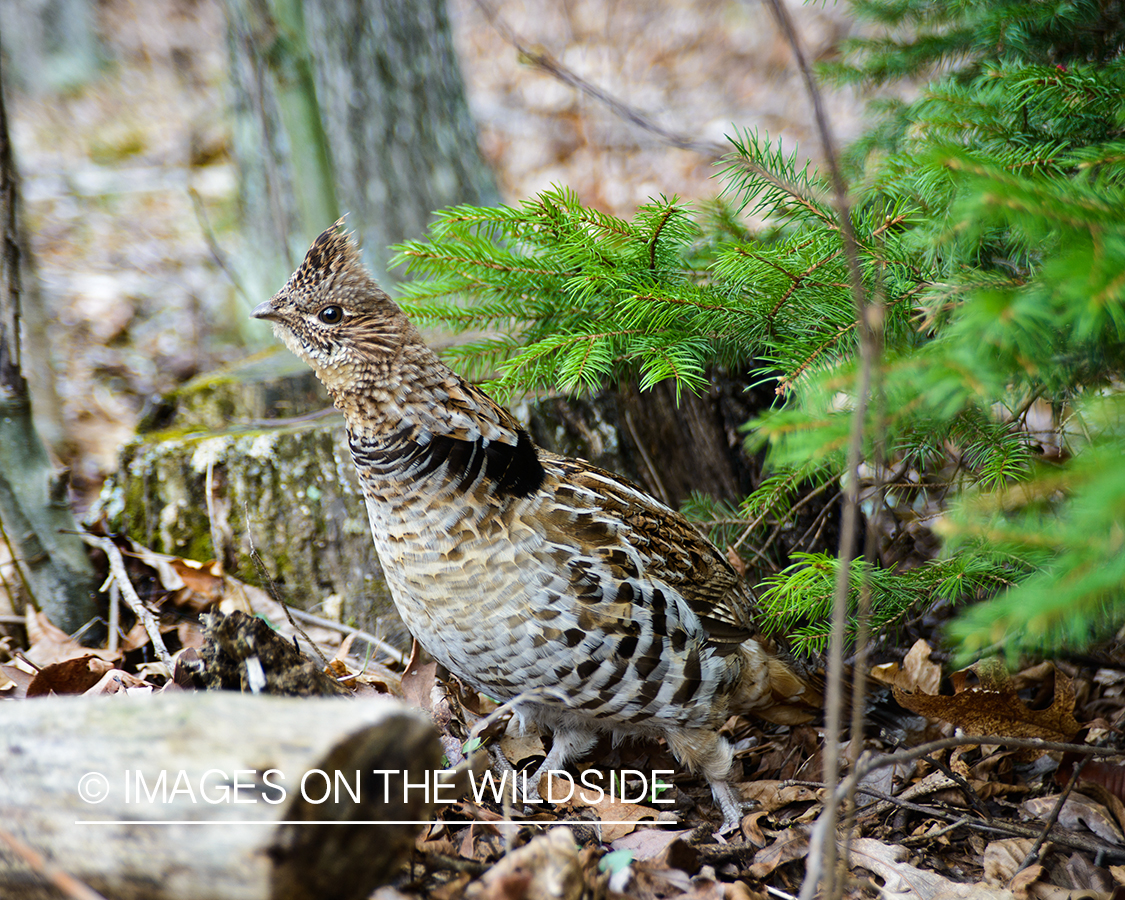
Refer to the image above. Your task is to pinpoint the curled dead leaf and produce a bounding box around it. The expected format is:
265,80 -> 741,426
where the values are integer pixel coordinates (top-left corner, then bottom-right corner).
1023,794 -> 1124,845
893,662 -> 1079,745
26,654 -> 115,696
540,773 -> 665,841
464,828 -> 582,900
748,825 -> 810,879
871,639 -> 941,695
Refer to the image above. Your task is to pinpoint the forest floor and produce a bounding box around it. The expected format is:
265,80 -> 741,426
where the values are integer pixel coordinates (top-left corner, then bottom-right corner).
4,1 -> 1125,899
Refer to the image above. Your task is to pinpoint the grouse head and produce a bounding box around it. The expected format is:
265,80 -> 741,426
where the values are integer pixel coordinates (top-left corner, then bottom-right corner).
251,221 -> 421,395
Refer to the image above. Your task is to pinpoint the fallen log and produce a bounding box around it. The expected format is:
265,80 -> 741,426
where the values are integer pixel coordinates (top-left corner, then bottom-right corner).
0,692 -> 441,900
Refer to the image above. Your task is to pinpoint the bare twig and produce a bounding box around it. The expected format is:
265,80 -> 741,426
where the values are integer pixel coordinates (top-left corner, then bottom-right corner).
472,0 -> 723,156
241,504 -> 332,670
105,580 -> 119,655
470,0 -> 827,212
1015,754 -> 1088,874
844,735 -> 1123,794
918,751 -> 992,822
89,536 -> 174,669
0,827 -> 108,900
285,606 -> 406,667
623,410 -> 670,507
750,0 -> 879,894
188,186 -> 252,306
787,777 -> 1125,861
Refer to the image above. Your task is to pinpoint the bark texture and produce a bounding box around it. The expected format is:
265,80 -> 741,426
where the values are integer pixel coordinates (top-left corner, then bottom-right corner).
0,0 -> 100,94
0,61 -> 98,635
95,352 -> 402,646
224,0 -> 497,298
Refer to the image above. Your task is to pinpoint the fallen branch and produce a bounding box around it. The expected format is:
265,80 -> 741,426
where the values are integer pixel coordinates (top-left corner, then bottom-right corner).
88,535 -> 174,669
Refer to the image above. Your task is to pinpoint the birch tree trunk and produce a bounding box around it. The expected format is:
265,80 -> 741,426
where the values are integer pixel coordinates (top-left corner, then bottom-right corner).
0,61 -> 98,636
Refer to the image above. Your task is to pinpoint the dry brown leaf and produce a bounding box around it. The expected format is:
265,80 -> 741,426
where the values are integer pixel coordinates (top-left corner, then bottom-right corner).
1009,865 -> 1046,900
1078,782 -> 1125,844
1026,888 -> 1116,900
872,639 -> 942,695
464,828 -> 582,900
24,609 -> 116,667
166,556 -> 225,611
0,661 -> 34,698
401,655 -> 438,715
725,546 -> 746,577
1022,794 -> 1124,845
739,779 -> 820,812
850,838 -> 1017,899
1058,852 -> 1114,896
627,859 -> 691,900
499,724 -> 546,770
893,663 -> 1079,743
26,654 -> 115,696
740,810 -> 770,847
747,825 -> 810,879
84,668 -> 153,695
610,827 -> 693,861
982,838 -> 1041,885
540,773 -> 664,841
1059,757 -> 1125,806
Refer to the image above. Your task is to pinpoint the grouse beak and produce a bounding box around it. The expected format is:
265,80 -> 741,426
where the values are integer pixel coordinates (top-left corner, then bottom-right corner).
251,300 -> 279,321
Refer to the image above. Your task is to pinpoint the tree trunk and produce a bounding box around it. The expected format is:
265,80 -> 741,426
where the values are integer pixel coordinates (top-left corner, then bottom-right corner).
0,59 -> 98,636
0,0 -> 101,94
223,0 -> 498,301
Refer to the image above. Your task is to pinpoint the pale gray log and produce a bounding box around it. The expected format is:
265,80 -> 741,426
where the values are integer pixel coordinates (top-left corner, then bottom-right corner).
0,692 -> 441,900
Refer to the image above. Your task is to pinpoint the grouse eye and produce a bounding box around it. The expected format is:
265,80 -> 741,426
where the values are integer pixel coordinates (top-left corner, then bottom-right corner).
318,305 -> 343,324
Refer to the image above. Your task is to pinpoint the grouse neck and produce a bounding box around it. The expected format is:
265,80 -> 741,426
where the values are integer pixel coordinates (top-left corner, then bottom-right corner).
332,350 -> 545,501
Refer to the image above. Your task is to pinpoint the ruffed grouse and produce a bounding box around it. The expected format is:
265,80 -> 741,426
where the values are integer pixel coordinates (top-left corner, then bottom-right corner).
252,223 -> 822,828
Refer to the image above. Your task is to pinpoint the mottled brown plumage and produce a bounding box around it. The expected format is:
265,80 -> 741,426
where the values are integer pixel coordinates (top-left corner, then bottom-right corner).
252,223 -> 822,828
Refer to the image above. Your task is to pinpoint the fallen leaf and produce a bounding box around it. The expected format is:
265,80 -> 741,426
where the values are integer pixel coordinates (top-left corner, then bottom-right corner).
1023,794 -> 1124,845
610,827 -> 693,860
24,609 -> 115,667
26,654 -> 115,696
850,838 -> 1017,899
542,773 -> 665,841
0,661 -> 33,698
499,723 -> 546,770
401,655 -> 438,714
740,810 -> 770,847
739,780 -> 820,812
747,825 -> 810,879
1058,756 -> 1125,805
982,838 -> 1040,885
872,639 -> 942,695
464,828 -> 582,900
894,662 -> 1079,744
166,556 -> 225,610
1009,865 -> 1045,900
84,668 -> 153,695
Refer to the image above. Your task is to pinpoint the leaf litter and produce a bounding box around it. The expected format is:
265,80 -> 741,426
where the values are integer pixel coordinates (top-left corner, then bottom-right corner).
5,529 -> 1125,898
